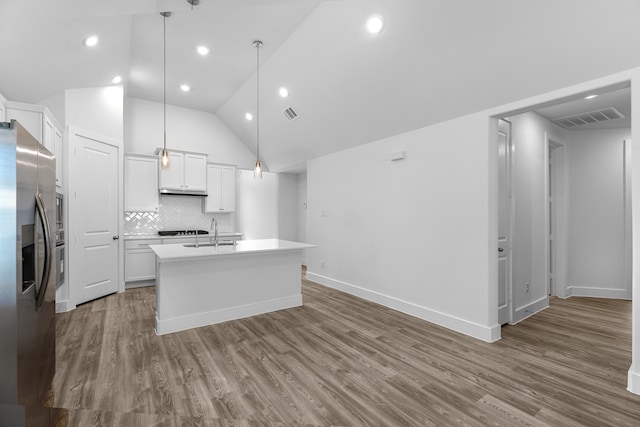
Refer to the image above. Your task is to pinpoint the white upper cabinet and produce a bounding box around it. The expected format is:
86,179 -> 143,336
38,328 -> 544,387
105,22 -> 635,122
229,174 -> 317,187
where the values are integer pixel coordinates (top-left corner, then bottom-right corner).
159,151 -> 185,191
125,154 -> 159,212
157,149 -> 207,194
204,163 -> 237,213
5,101 -> 64,188
184,153 -> 207,191
0,93 -> 6,122
5,101 -> 62,153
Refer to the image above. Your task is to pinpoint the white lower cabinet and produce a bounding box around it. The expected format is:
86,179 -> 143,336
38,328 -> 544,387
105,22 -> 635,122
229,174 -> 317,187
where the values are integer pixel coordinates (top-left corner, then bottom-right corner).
124,240 -> 157,282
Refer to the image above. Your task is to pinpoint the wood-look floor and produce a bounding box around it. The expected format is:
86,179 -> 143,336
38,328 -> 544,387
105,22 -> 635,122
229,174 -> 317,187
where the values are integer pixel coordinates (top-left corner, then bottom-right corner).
51,272 -> 640,426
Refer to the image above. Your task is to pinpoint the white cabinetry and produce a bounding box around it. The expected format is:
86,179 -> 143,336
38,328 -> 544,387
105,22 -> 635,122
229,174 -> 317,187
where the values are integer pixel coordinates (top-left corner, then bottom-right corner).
6,101 -> 64,188
0,93 -> 6,122
124,240 -> 157,282
54,127 -> 63,187
204,164 -> 237,213
124,154 -> 159,212
156,149 -> 207,194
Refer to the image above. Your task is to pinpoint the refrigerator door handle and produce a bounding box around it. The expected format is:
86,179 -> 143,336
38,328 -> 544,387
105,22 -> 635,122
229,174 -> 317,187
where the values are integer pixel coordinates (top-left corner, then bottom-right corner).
35,193 -> 52,309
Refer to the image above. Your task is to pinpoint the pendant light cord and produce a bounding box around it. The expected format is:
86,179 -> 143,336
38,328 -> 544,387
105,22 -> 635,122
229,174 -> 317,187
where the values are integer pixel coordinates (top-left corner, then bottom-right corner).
256,41 -> 261,162
163,13 -> 167,153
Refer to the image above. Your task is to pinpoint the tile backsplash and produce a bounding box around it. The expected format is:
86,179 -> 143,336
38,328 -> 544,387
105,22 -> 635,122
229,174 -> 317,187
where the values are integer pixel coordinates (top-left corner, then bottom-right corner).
124,195 -> 234,235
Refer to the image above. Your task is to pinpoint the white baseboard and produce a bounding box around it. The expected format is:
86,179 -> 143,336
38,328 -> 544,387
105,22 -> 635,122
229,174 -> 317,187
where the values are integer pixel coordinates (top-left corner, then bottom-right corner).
155,294 -> 302,335
55,299 -> 76,313
306,272 -> 501,343
511,296 -> 549,324
567,286 -> 631,300
628,365 -> 640,395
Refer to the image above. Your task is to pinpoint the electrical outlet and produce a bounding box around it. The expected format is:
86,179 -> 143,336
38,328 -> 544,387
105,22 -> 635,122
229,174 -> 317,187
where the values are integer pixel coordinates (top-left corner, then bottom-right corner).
320,260 -> 326,269
525,282 -> 530,293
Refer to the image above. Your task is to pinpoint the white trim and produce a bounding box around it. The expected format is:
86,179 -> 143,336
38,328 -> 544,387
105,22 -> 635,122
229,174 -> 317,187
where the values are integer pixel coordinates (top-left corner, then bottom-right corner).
628,365 -> 640,394
624,139 -> 633,299
54,299 -> 76,313
566,286 -> 632,300
511,296 -> 549,324
155,295 -> 302,335
545,133 -> 568,299
307,272 -> 501,343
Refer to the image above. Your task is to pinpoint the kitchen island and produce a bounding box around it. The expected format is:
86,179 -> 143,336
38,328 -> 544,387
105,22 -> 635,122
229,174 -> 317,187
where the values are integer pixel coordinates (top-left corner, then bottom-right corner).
149,239 -> 314,335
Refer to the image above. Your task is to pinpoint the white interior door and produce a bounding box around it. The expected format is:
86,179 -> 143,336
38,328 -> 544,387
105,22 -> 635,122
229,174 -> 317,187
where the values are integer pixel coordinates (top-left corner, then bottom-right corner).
69,128 -> 120,305
497,119 -> 512,325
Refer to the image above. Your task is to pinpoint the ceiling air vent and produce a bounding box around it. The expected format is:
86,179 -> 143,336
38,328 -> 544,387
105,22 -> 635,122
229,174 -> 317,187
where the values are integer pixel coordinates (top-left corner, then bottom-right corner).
552,107 -> 625,129
283,106 -> 299,121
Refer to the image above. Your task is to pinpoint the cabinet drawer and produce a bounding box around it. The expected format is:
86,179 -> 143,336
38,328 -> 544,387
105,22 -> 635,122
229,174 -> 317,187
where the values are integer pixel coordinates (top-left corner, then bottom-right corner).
125,239 -> 158,249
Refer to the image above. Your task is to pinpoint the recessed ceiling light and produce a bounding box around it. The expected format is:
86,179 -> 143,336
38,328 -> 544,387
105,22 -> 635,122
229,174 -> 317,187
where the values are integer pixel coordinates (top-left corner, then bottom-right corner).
584,94 -> 598,100
245,113 -> 253,121
279,87 -> 289,98
366,14 -> 384,34
83,35 -> 99,47
180,84 -> 190,92
197,45 -> 210,56
111,75 -> 122,84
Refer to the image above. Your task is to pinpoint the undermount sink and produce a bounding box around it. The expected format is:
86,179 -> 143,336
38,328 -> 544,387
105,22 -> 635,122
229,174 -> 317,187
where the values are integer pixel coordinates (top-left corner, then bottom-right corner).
183,241 -> 235,248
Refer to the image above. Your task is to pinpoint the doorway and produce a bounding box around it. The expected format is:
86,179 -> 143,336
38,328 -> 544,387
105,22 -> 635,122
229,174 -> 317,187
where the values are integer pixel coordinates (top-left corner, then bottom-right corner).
497,119 -> 512,325
68,126 -> 123,306
546,135 -> 567,299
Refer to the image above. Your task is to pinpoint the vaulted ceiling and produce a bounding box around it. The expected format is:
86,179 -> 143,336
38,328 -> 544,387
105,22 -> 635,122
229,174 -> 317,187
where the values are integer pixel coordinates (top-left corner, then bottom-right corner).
1,0 -> 639,172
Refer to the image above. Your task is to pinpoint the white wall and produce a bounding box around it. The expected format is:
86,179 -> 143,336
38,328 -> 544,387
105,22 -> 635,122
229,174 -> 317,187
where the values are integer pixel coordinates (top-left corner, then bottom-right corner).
66,86 -> 124,141
277,173 -> 298,241
297,172 -> 308,265
508,112 -> 566,320
39,91 -> 66,128
566,128 -> 631,298
236,170 -> 278,240
307,112 -> 497,342
124,97 -> 255,168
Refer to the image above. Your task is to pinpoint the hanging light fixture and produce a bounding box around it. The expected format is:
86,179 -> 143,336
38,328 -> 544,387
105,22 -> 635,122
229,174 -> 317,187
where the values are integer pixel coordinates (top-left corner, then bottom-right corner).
253,40 -> 263,179
160,11 -> 171,169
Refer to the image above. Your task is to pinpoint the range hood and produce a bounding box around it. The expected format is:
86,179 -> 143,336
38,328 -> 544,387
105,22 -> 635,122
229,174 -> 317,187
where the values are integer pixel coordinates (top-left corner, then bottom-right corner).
159,188 -> 207,197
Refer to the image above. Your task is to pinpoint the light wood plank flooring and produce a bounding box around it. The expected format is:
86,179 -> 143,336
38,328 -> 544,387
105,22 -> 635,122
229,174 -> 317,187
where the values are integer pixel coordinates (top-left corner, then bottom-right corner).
51,273 -> 640,426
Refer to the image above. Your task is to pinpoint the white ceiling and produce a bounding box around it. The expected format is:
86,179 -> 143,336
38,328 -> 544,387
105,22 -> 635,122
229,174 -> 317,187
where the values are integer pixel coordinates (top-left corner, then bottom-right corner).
534,87 -> 631,131
1,0 -> 640,172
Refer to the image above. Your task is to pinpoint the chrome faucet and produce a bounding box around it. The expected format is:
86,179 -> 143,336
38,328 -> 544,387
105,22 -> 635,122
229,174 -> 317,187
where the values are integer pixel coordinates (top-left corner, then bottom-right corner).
209,217 -> 218,247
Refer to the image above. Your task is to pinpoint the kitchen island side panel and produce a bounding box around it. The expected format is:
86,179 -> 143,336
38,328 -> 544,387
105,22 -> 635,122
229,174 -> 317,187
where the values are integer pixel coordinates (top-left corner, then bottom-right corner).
155,250 -> 303,334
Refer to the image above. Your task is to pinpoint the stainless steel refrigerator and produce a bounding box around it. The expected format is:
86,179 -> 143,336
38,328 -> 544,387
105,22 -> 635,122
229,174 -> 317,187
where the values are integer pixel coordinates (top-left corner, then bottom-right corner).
0,120 -> 57,426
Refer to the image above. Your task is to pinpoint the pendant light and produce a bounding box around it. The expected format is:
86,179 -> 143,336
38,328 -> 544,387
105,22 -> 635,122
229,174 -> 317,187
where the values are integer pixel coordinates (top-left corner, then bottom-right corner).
160,11 -> 171,170
253,40 -> 263,179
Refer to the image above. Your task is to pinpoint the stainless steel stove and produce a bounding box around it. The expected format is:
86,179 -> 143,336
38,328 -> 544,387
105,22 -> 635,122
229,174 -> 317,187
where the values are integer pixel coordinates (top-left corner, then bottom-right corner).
158,230 -> 209,236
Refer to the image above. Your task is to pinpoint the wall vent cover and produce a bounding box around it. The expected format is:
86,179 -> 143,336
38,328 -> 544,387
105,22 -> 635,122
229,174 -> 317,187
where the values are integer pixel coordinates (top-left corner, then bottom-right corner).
552,107 -> 625,129
283,106 -> 299,121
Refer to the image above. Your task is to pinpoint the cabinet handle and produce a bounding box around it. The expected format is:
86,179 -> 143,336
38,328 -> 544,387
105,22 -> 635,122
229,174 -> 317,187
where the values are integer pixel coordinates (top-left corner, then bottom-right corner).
113,235 -> 120,240
219,208 -> 224,211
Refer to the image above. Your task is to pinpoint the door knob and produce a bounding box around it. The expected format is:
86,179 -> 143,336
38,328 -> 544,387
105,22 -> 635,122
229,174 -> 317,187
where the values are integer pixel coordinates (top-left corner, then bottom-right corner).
113,235 -> 120,240
498,248 -> 504,252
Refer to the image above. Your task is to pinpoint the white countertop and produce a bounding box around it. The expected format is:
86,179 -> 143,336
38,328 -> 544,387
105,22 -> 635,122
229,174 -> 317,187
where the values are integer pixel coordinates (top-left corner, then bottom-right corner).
125,232 -> 243,241
149,239 -> 314,261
